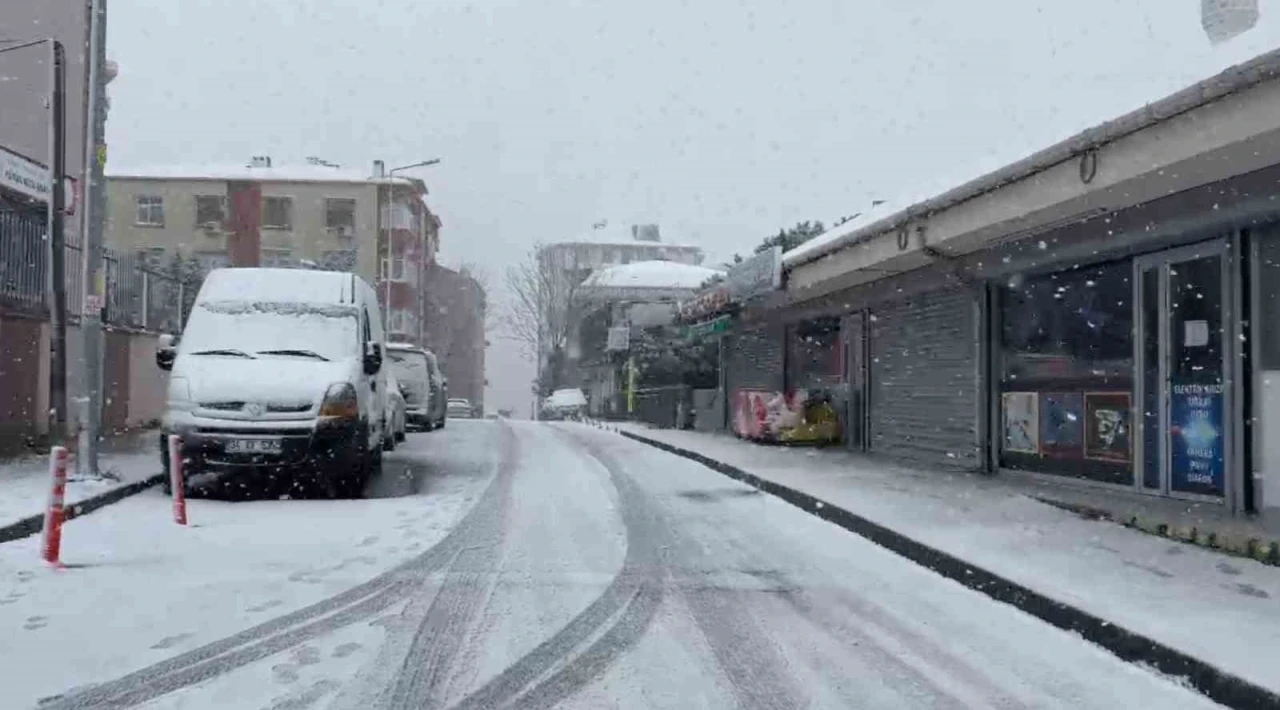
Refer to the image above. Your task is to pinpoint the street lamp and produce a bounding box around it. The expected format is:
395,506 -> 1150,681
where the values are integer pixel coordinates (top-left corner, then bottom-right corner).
382,158 -> 440,336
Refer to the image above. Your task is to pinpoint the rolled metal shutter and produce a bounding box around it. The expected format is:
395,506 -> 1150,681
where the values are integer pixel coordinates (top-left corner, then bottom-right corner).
725,324 -> 785,395
869,287 -> 978,468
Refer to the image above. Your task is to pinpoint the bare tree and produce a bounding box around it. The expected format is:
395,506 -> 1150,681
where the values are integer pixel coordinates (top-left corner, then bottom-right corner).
500,244 -> 579,369
458,260 -> 497,335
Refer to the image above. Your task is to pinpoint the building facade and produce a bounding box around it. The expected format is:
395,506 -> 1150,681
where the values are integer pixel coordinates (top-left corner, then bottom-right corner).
105,157 -> 440,344
423,263 -> 487,413
693,48 -> 1280,519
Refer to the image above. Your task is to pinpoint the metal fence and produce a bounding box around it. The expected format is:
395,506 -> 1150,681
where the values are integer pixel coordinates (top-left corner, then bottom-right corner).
1,212 -> 198,332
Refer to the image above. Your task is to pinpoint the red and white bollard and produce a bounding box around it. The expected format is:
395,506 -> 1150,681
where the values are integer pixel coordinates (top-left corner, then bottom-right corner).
168,434 -> 187,526
41,446 -> 69,567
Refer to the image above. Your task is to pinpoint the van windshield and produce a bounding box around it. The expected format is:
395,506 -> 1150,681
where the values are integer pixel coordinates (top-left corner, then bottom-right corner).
180,300 -> 360,363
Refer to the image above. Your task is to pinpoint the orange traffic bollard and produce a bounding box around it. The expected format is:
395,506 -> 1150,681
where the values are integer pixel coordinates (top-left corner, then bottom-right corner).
40,446 -> 69,567
168,434 -> 187,526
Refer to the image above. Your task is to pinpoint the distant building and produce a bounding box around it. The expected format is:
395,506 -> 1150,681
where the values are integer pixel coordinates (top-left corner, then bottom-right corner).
423,263 -> 487,413
535,222 -> 704,390
104,157 -> 440,344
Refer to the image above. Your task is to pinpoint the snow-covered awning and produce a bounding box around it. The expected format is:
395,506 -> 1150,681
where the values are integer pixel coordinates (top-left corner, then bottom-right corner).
582,260 -> 723,290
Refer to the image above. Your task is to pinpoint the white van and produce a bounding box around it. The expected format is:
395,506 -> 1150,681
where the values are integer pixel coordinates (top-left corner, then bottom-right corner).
156,268 -> 387,498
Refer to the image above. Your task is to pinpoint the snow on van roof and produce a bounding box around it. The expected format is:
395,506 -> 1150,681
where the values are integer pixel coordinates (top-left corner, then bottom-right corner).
198,268 -> 358,305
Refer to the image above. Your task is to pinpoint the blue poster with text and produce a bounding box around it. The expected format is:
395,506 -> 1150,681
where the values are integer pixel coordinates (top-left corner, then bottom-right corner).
1170,382 -> 1225,496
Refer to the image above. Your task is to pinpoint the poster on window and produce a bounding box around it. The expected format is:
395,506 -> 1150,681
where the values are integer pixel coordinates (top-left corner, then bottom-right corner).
1002,392 -> 1039,454
1038,392 -> 1084,459
1170,382 -> 1225,496
1084,392 -> 1131,462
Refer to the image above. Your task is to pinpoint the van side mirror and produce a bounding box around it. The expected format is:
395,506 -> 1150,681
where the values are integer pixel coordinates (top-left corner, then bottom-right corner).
363,342 -> 383,375
156,333 -> 177,371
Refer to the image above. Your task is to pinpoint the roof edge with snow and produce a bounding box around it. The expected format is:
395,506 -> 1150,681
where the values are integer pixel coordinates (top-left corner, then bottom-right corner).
783,45 -> 1280,269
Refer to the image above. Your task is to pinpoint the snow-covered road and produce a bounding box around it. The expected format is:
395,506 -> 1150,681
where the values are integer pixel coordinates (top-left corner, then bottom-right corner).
3,420 -> 1226,709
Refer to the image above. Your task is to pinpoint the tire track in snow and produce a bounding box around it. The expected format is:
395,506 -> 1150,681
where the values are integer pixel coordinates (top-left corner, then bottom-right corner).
40,424 -> 518,710
567,426 -> 810,710
443,427 -> 667,710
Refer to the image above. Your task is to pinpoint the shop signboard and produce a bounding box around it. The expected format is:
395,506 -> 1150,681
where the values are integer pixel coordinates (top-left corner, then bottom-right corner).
1001,391 -> 1039,454
1038,392 -> 1084,458
726,245 -> 783,302
1170,381 -> 1225,496
682,314 -> 732,340
1084,392 -> 1131,462
0,146 -> 50,203
677,283 -> 730,323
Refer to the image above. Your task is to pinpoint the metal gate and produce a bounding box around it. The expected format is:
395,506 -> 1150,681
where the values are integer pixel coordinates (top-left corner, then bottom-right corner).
869,287 -> 979,468
725,323 -> 784,395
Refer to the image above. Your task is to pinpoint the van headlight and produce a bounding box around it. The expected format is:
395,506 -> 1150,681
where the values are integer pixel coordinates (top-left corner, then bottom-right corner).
318,383 -> 359,421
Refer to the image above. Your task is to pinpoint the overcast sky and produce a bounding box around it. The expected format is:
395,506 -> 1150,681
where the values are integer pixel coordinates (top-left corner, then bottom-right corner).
105,0 -> 1280,415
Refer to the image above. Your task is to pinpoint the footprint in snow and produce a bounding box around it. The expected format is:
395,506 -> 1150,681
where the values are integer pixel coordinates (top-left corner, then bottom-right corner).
150,632 -> 194,650
16,570 -> 34,582
293,644 -> 322,667
24,615 -> 48,630
358,535 -> 379,547
271,663 -> 300,685
331,642 -> 362,659
0,591 -> 24,606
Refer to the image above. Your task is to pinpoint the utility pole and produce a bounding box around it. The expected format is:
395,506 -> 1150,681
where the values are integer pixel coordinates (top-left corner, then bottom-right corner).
78,0 -> 108,477
48,40 -> 69,446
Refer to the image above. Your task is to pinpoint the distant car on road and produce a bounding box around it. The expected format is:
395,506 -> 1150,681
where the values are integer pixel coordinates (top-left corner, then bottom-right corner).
447,398 -> 476,419
541,388 -> 587,420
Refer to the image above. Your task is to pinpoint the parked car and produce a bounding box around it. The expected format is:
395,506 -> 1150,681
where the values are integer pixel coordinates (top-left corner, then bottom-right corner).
156,267 -> 387,499
386,343 -> 437,431
383,369 -> 407,450
447,398 -> 476,419
542,388 -> 588,420
424,349 -> 448,429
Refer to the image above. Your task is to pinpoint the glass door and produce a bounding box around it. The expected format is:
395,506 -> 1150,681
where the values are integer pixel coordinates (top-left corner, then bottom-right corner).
1134,241 -> 1231,499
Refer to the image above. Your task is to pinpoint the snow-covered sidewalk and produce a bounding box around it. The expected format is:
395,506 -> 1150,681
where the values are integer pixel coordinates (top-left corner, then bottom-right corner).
0,431 -> 162,539
608,422 -> 1280,697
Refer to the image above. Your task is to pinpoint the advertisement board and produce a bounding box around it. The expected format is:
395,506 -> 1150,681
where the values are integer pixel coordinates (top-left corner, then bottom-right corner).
1170,381 -> 1225,496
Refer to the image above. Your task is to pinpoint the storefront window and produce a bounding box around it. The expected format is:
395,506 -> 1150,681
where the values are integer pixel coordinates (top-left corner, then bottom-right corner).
998,259 -> 1134,483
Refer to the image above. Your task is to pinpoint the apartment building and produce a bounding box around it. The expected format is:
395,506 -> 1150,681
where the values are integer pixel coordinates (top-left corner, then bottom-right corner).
423,263 -> 487,413
105,157 -> 440,343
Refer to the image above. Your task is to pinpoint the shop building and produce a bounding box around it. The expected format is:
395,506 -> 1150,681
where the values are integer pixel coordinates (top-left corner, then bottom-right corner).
725,49 -> 1280,515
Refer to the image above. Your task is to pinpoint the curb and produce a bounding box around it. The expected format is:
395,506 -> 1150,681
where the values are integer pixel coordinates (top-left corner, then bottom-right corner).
613,427 -> 1280,710
0,473 -> 165,545
1033,496 -> 1280,567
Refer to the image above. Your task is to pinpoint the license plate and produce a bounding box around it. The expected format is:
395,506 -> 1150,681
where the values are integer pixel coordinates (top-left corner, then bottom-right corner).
225,437 -> 283,454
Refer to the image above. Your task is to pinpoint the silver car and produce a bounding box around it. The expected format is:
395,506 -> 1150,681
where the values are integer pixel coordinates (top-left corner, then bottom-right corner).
386,343 -> 446,431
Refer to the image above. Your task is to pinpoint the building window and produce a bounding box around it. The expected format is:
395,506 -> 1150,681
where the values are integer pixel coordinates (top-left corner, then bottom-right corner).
389,309 -> 414,334
998,258 -> 1134,484
325,198 -> 356,237
262,196 -> 293,230
261,248 -> 293,268
381,256 -> 407,282
195,251 -> 230,272
135,196 -> 164,226
194,195 -> 225,228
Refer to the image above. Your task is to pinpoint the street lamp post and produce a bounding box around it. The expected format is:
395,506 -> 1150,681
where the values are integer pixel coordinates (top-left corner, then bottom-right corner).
382,158 -> 440,336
